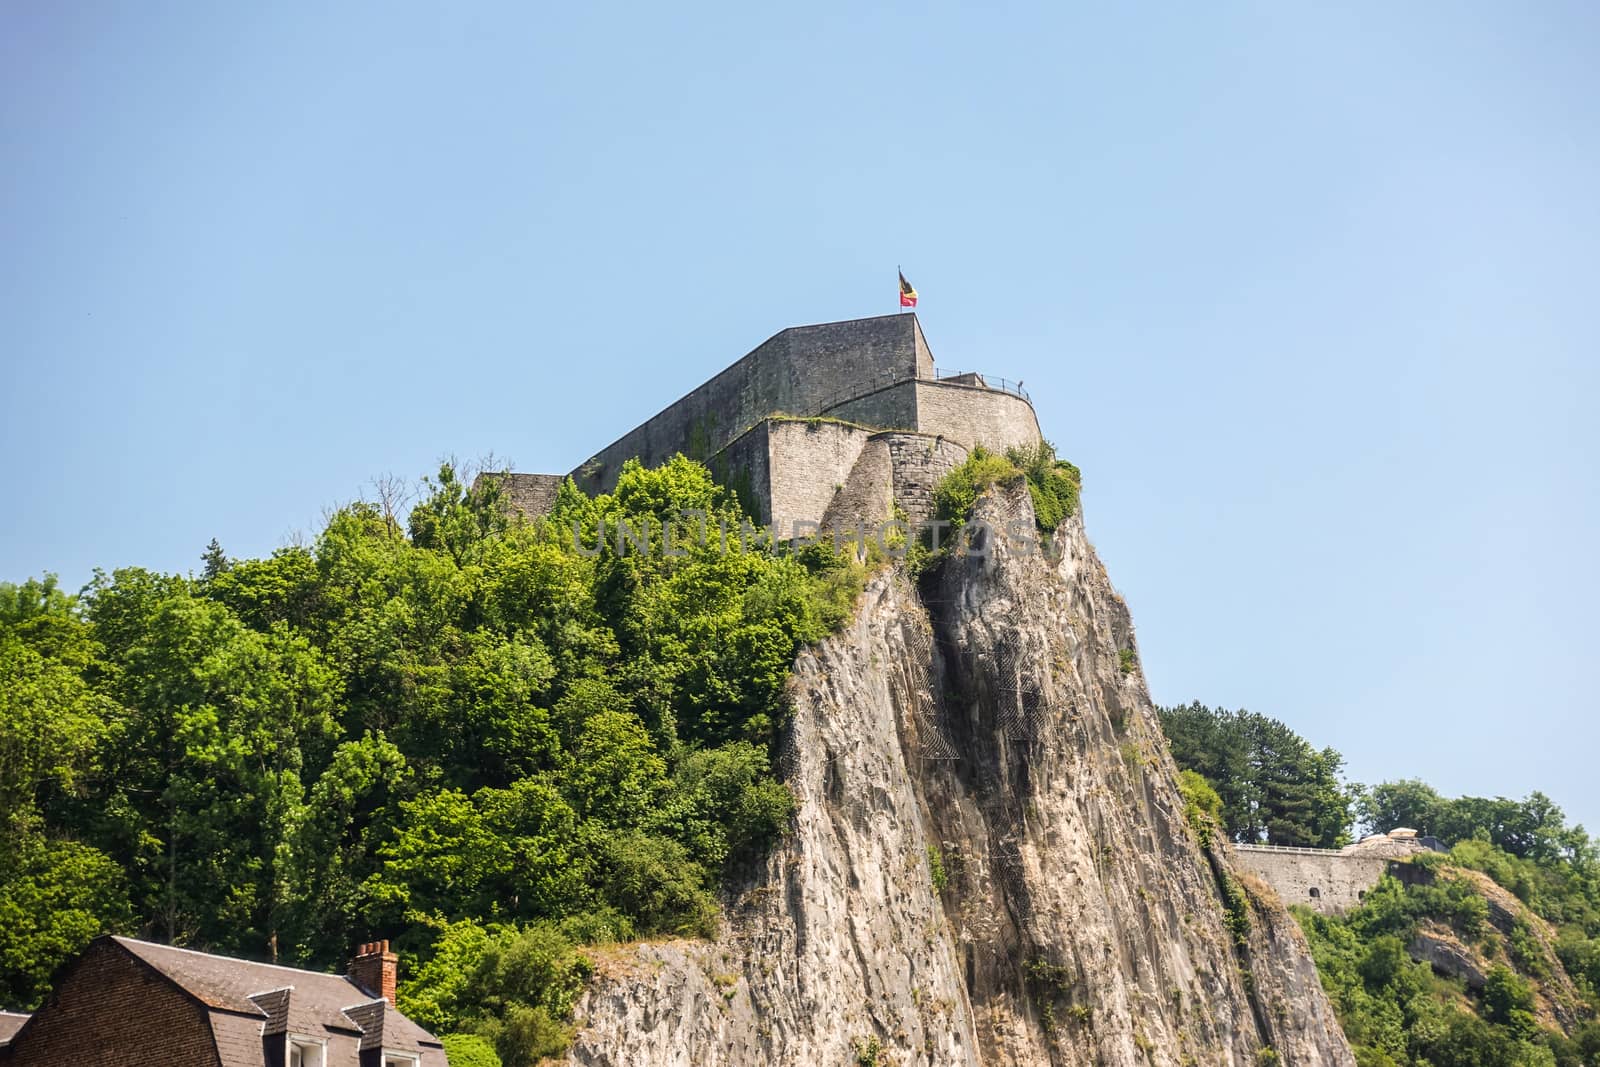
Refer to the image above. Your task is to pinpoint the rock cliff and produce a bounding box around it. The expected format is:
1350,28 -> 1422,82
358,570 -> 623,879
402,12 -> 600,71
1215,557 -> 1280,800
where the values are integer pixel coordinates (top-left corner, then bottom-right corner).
566,487 -> 1355,1066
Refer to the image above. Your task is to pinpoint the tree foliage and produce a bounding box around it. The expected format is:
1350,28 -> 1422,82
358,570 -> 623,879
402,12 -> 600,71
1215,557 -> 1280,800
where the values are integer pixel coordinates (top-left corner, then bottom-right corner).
1158,701 -> 1354,847
1360,780 -> 1588,865
1297,863 -> 1600,1067
1166,697 -> 1600,1061
0,456 -> 865,1056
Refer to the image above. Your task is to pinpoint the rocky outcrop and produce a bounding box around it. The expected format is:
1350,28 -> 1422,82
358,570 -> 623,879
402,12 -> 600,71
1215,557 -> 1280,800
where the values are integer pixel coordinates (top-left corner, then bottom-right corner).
1398,866 -> 1587,1033
566,487 -> 1355,1066
1408,923 -> 1488,991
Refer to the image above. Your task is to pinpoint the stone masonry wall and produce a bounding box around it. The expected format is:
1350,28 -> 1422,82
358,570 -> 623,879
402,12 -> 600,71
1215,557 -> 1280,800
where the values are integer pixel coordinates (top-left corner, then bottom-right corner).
1231,847 -> 1391,915
574,315 -> 926,493
683,411 -> 1018,542
821,438 -> 895,534
482,472 -> 564,517
711,420 -> 771,523
712,421 -> 984,540
884,433 -> 970,524
491,316 -> 1044,534
823,379 -> 920,431
913,380 -> 1042,455
765,420 -> 872,539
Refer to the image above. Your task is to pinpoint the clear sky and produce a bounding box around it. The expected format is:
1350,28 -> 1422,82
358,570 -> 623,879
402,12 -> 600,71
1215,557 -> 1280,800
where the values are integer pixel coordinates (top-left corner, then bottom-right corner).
3,3 -> 1596,831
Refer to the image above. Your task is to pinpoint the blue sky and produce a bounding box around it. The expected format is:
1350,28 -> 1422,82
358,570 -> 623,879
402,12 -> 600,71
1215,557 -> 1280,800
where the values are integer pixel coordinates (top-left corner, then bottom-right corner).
3,3 -> 1596,831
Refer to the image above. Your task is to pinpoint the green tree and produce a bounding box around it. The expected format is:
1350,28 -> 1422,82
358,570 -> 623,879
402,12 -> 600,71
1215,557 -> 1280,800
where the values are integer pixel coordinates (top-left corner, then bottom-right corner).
373,779 -> 590,925
0,832 -> 131,1008
0,579 -> 130,1003
0,455 -> 846,1040
200,539 -> 230,582
1159,702 -> 1353,847
439,1034 -> 502,1067
76,570 -> 341,953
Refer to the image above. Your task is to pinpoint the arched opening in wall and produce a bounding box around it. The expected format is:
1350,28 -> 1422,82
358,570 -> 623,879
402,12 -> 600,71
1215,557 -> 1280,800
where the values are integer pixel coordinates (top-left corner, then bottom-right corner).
1308,887 -> 1321,900
1358,890 -> 1366,902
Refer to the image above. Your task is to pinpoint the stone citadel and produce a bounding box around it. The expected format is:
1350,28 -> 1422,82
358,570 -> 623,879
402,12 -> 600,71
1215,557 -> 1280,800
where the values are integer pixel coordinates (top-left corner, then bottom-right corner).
486,313 -> 1042,535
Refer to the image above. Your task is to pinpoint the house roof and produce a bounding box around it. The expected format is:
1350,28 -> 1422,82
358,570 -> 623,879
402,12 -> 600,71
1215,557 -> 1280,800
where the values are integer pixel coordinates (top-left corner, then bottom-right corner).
111,937 -> 440,1056
0,1011 -> 30,1046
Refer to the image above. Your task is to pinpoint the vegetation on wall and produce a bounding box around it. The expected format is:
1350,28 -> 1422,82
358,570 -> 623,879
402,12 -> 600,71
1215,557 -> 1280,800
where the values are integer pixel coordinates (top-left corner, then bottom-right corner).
0,455 -> 869,1066
438,1033 -> 503,1067
931,440 -> 1081,535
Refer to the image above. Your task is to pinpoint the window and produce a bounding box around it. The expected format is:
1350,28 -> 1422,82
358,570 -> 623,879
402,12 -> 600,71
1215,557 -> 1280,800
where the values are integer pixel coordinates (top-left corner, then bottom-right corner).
289,1038 -> 325,1067
1308,887 -> 1321,899
383,1054 -> 420,1067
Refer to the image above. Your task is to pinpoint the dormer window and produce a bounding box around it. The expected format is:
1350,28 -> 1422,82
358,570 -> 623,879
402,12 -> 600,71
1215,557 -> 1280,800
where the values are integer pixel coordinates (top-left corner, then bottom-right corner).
383,1053 -> 420,1067
288,1037 -> 325,1067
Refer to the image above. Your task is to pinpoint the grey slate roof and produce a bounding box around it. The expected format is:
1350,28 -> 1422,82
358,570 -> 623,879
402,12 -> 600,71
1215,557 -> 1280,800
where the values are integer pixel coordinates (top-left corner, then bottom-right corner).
112,938 -> 443,1064
0,1012 -> 29,1047
247,987 -> 291,1035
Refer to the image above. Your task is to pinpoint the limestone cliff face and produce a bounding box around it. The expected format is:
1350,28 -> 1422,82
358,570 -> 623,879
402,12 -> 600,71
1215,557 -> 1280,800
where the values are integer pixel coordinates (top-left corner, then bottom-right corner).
567,488 -> 1355,1066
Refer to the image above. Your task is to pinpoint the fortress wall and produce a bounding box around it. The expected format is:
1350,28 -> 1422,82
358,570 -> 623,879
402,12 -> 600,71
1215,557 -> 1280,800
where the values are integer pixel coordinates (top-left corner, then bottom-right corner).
913,381 -> 1042,454
822,438 -> 895,534
1231,849 -> 1391,915
478,472 -> 565,518
712,420 -> 772,523
884,434 -> 970,524
912,317 -> 935,376
721,423 -> 971,538
823,380 -> 919,431
765,421 -> 873,540
705,385 -> 1032,538
574,316 -> 924,493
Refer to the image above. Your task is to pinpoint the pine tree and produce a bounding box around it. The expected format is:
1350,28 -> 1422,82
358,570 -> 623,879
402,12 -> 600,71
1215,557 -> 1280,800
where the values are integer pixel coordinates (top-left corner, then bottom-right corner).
201,538 -> 230,581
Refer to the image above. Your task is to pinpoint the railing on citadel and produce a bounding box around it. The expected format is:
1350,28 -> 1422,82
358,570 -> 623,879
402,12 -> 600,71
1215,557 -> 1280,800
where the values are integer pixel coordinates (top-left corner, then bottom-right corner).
937,370 -> 1031,401
811,366 -> 1032,419
1233,843 -> 1343,857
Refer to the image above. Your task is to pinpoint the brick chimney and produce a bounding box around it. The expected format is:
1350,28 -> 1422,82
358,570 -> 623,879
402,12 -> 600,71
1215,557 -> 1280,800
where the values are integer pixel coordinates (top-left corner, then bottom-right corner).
347,940 -> 398,1007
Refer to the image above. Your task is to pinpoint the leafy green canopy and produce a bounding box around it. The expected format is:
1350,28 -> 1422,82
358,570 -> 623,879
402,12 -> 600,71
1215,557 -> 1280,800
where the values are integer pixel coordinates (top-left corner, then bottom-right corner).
1162,699 -> 1600,1063
1298,864 -> 1600,1067
1158,701 -> 1354,848
0,456 -> 861,1066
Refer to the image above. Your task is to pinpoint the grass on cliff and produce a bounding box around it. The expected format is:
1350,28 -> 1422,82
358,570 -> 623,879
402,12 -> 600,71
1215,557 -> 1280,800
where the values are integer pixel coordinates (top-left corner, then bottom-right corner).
932,440 -> 1082,536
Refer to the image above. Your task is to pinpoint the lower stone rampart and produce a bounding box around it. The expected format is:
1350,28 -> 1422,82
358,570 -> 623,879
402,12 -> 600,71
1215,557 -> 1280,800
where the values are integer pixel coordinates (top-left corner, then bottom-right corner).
1231,846 -> 1392,914
765,420 -> 872,539
759,421 -> 976,539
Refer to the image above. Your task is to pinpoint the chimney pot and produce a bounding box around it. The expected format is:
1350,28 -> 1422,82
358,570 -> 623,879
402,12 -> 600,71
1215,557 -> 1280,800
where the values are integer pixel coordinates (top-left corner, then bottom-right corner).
348,938 -> 399,1008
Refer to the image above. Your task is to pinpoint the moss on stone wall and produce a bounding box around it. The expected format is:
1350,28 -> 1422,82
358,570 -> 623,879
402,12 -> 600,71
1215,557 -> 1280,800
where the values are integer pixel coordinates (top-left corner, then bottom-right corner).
686,412 -> 720,462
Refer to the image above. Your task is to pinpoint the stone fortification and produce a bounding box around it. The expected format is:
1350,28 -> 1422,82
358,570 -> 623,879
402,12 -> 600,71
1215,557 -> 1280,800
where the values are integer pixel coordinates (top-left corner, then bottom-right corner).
573,314 -> 936,495
1231,832 -> 1435,915
488,473 -> 564,518
484,314 -> 1043,536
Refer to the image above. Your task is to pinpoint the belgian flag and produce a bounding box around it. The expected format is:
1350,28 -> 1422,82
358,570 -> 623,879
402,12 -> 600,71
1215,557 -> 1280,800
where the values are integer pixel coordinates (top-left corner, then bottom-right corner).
899,271 -> 918,308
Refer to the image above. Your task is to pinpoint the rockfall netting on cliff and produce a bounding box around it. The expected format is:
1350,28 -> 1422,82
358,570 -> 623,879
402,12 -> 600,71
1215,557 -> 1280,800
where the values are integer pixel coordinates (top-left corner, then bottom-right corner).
565,487 -> 1355,1067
